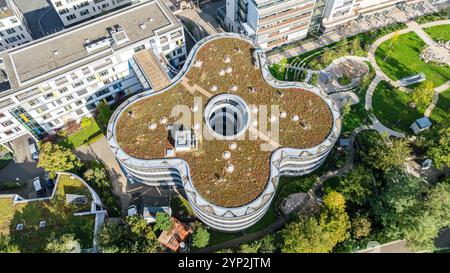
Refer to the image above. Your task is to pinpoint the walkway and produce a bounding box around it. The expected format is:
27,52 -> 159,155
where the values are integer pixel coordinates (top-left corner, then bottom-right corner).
364,19 -> 450,137
75,136 -> 129,215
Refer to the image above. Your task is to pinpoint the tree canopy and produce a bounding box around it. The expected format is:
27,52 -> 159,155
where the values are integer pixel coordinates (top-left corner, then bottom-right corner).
280,191 -> 350,253
371,170 -> 450,251
192,223 -> 210,249
37,142 -> 82,178
412,80 -> 434,109
361,135 -> 411,171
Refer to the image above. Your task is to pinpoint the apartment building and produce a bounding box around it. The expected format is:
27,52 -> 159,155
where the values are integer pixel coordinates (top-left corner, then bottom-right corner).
0,0 -> 186,147
321,0 -> 448,31
0,0 -> 33,51
50,0 -> 134,27
224,0 -> 318,49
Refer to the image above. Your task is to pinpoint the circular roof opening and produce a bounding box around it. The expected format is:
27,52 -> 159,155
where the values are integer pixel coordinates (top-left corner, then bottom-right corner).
204,94 -> 250,140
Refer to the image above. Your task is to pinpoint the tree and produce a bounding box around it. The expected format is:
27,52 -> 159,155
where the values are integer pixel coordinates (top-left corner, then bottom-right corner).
280,192 -> 350,253
419,125 -> 450,170
371,170 -> 449,251
99,216 -> 159,253
153,212 -> 172,232
320,47 -> 337,67
412,80 -> 434,109
240,240 -> 262,253
96,100 -> 113,129
351,215 -> 372,239
336,38 -> 350,57
45,233 -> 80,253
361,135 -> 411,171
332,166 -> 374,205
83,165 -> 108,186
350,37 -> 362,55
192,223 -> 210,248
0,234 -> 19,253
37,142 -> 83,178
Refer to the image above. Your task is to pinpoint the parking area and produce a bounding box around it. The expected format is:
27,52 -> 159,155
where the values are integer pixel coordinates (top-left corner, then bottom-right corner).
0,134 -> 48,199
15,0 -> 64,39
127,182 -> 172,210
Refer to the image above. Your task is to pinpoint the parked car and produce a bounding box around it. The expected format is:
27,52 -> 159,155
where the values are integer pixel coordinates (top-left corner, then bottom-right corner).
28,141 -> 39,160
43,173 -> 54,188
127,205 -> 138,217
32,177 -> 45,194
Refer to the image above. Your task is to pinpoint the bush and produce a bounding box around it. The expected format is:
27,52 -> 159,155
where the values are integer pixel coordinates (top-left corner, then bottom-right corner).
0,180 -> 26,191
80,117 -> 95,128
192,223 -> 210,248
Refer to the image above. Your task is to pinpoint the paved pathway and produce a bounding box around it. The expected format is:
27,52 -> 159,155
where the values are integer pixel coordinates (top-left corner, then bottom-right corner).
75,136 -> 129,215
425,80 -> 450,117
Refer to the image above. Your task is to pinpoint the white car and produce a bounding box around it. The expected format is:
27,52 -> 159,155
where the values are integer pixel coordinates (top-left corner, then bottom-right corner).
421,159 -> 432,170
127,205 -> 138,217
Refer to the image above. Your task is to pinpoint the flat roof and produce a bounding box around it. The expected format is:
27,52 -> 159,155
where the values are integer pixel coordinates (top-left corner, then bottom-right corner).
114,37 -> 334,208
0,0 -> 180,96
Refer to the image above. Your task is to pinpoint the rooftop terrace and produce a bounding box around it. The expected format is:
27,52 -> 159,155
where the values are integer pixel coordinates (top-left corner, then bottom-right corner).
113,37 -> 334,208
0,174 -> 96,252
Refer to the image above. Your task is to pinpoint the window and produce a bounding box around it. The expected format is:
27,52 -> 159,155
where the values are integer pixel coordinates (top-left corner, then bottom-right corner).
76,89 -> 88,96
98,70 -> 109,77
86,75 -> 96,82
58,87 -> 69,94
80,9 -> 90,16
72,81 -> 84,88
66,14 -> 76,21
1,120 -> 13,127
133,45 -> 145,53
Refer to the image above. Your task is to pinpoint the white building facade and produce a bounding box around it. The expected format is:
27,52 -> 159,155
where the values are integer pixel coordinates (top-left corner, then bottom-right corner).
0,0 -> 186,146
50,0 -> 134,27
224,0 -> 318,49
321,0 -> 449,31
0,0 -> 33,51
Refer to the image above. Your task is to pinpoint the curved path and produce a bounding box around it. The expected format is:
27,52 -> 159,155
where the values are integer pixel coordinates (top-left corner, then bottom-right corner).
364,19 -> 450,137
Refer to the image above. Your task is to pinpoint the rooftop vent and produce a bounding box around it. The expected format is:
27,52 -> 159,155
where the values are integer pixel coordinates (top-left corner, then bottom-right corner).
53,50 -> 59,56
109,24 -> 130,46
84,37 -> 111,54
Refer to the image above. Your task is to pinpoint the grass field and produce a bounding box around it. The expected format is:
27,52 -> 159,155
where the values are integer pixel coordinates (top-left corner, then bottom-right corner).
424,24 -> 450,42
0,174 -> 95,252
372,81 -> 425,132
430,88 -> 450,124
58,122 -> 103,149
375,32 -> 450,87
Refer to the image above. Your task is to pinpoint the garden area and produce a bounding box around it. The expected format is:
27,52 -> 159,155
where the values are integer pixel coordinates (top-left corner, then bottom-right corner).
424,24 -> 450,42
375,32 -> 450,87
372,81 -> 425,132
270,22 -> 407,81
56,117 -> 103,149
430,89 -> 450,124
0,174 -> 95,252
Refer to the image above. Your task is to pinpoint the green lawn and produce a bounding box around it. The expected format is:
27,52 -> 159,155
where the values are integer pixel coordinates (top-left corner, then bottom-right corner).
430,88 -> 450,124
372,81 -> 425,132
59,122 -> 103,148
424,24 -> 450,42
375,32 -> 450,87
0,174 -> 95,252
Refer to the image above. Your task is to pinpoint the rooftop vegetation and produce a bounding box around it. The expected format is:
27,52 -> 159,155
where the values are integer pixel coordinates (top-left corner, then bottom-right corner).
0,174 -> 95,252
115,38 -> 334,208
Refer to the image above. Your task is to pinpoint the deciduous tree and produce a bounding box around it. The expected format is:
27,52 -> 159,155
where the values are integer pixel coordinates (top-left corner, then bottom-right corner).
37,142 -> 83,178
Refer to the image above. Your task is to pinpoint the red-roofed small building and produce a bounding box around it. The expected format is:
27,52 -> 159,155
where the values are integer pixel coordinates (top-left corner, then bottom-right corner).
158,217 -> 192,252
